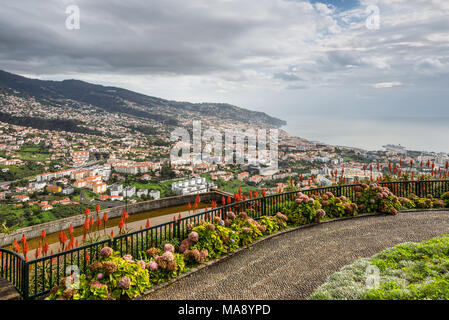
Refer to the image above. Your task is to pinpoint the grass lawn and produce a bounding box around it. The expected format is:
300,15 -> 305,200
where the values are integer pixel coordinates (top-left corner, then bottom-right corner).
0,164 -> 45,181
309,235 -> 449,300
215,178 -> 260,194
15,151 -> 50,162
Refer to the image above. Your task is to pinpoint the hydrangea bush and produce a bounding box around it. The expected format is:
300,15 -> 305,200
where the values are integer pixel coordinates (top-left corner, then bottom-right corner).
354,184 -> 401,215
46,249 -> 150,300
281,192 -> 323,225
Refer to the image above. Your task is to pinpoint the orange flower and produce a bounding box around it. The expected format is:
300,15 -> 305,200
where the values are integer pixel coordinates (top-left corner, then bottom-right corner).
20,234 -> 26,245
23,243 -> 29,261
83,217 -> 89,232
145,219 -> 151,228
68,224 -> 74,235
42,243 -> 49,256
96,204 -> 100,213
118,218 -> 125,231
84,206 -> 90,216
40,230 -> 46,240
122,209 -> 129,220
103,213 -> 108,223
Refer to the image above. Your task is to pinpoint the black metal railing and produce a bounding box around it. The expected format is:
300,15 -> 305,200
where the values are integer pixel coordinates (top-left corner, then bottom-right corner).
1,180 -> 449,299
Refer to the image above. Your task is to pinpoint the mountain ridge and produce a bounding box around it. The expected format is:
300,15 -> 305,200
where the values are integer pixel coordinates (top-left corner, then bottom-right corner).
0,69 -> 286,128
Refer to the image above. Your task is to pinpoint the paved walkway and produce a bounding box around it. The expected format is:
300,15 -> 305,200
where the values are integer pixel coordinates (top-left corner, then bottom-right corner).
144,210 -> 449,300
0,278 -> 20,300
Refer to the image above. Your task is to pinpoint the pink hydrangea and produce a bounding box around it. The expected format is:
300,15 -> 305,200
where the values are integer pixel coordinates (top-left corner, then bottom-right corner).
97,273 -> 103,280
238,212 -> 248,219
100,247 -> 113,258
90,281 -> 104,289
146,261 -> 158,271
227,211 -> 236,219
242,227 -> 250,234
118,276 -> 130,290
122,254 -> 133,262
200,249 -> 208,260
137,260 -> 146,269
317,209 -> 326,217
179,238 -> 191,253
161,251 -> 175,262
188,231 -> 199,243
163,243 -> 175,253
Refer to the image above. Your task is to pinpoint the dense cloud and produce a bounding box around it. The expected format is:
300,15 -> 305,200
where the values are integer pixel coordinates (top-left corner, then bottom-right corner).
1,0 -> 447,90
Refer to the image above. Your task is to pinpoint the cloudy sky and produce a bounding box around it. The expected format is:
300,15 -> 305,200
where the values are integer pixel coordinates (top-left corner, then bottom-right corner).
1,0 -> 448,151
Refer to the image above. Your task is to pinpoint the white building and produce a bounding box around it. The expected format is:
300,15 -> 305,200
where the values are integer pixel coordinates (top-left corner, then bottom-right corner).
149,190 -> 160,200
171,177 -> 216,196
136,189 -> 148,198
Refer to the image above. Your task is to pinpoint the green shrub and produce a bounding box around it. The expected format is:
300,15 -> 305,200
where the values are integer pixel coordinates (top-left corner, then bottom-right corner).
46,251 -> 150,300
310,235 -> 449,300
354,184 -> 401,215
281,192 -> 322,225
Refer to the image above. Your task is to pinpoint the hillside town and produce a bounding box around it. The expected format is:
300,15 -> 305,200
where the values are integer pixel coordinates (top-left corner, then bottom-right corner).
1,91 -> 449,230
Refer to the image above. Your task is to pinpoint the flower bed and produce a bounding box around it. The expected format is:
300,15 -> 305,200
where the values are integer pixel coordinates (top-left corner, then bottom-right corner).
46,212 -> 288,300
45,184 -> 449,300
308,235 -> 449,300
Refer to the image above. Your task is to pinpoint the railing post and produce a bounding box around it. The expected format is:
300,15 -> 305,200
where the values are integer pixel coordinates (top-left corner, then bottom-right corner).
417,181 -> 422,198
22,261 -> 29,300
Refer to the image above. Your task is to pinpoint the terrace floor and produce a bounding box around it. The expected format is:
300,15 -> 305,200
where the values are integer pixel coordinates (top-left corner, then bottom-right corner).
0,278 -> 20,300
143,210 -> 449,300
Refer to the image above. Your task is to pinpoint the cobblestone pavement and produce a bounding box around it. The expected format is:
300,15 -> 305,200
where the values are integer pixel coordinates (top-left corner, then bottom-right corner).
144,211 -> 449,300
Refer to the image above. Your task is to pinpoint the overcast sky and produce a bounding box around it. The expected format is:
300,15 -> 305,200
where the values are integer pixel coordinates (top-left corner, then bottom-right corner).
1,0 -> 448,151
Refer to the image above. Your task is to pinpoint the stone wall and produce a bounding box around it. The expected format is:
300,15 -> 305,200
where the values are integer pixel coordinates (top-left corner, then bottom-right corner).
0,189 -> 232,247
